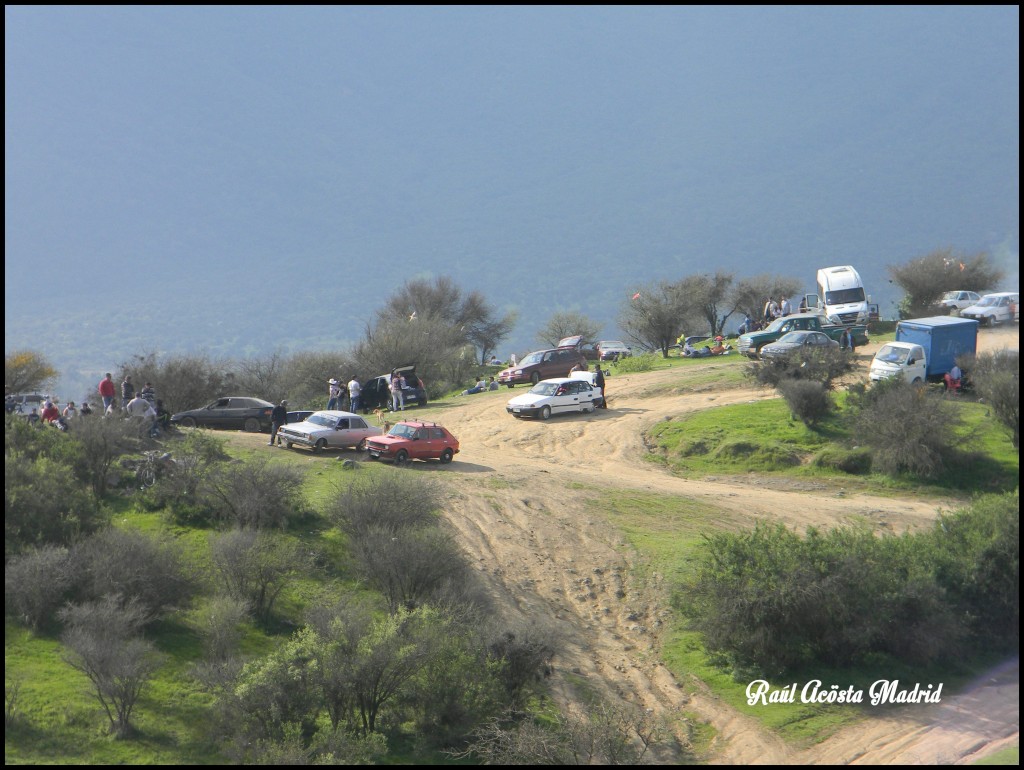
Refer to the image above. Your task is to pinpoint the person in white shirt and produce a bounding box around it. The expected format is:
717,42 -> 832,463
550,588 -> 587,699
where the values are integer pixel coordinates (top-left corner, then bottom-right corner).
348,376 -> 362,413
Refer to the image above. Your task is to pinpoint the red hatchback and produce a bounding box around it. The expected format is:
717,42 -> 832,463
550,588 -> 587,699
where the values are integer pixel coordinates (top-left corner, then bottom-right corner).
366,421 -> 460,465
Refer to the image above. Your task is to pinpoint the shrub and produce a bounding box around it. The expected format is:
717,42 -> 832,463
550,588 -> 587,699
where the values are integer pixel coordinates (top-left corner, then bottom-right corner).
932,492 -> 1019,646
812,447 -> 872,475
202,456 -> 307,529
5,545 -> 76,629
326,472 -> 444,538
962,350 -> 1019,451
59,595 -> 164,738
72,528 -> 196,619
71,416 -> 142,498
854,379 -> 960,479
4,454 -> 100,555
777,379 -> 832,427
210,529 -> 315,625
680,522 -> 964,674
612,352 -> 658,373
747,346 -> 854,390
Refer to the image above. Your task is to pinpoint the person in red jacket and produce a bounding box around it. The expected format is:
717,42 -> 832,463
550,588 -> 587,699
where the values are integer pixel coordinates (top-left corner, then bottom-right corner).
41,401 -> 60,423
98,373 -> 116,413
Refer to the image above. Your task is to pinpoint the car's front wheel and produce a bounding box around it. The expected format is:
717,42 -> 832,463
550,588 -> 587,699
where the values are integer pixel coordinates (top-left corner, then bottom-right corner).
180,417 -> 197,429
540,405 -> 551,420
244,418 -> 261,433
286,441 -> 294,449
439,448 -> 454,464
531,372 -> 541,385
357,438 -> 368,451
395,449 -> 409,465
313,438 -> 327,453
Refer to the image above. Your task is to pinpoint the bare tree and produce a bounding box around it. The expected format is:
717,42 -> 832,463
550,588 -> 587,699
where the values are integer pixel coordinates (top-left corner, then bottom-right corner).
118,350 -> 236,414
618,282 -> 687,357
678,272 -> 736,336
535,311 -> 603,349
731,274 -> 804,322
60,596 -> 163,738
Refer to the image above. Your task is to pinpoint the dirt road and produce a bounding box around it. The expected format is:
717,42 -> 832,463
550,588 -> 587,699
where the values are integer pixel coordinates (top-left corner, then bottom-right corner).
236,325 -> 1020,763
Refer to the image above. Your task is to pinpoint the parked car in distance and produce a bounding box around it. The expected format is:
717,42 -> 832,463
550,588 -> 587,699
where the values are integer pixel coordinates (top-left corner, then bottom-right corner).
4,392 -> 47,414
286,410 -> 315,424
359,365 -> 428,412
938,290 -> 981,314
557,335 -> 601,361
506,377 -> 602,419
498,347 -> 589,387
960,292 -> 1019,327
597,340 -> 632,361
365,420 -> 460,465
276,410 -> 382,453
759,331 -> 840,361
171,397 -> 275,432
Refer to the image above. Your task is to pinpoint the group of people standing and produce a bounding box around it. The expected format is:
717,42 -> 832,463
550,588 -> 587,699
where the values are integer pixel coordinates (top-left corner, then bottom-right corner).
325,375 -> 368,413
97,372 -> 170,436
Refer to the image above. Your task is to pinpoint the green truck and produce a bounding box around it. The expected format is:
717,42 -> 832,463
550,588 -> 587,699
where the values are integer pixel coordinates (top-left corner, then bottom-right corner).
736,313 -> 869,357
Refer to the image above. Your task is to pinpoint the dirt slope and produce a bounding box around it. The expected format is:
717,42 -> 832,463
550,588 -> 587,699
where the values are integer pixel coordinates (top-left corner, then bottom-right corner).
233,326 -> 1020,763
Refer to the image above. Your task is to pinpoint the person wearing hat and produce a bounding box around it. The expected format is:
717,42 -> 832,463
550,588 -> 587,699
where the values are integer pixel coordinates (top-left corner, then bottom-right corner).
710,336 -> 728,355
327,379 -> 341,410
269,399 -> 288,446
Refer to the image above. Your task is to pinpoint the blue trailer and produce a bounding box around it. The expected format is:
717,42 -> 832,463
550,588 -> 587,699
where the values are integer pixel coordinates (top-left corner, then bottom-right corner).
894,316 -> 979,380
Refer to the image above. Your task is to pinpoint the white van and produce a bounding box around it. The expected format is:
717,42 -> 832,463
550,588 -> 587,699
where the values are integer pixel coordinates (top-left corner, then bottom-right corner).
805,266 -> 870,325
960,292 -> 1019,327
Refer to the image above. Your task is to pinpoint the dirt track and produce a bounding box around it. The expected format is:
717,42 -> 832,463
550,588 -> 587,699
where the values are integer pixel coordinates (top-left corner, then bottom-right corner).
235,326 -> 1020,763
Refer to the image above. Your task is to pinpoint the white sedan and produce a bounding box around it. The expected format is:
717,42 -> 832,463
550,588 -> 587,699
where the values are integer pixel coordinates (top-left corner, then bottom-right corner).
276,410 -> 382,453
506,377 -> 602,419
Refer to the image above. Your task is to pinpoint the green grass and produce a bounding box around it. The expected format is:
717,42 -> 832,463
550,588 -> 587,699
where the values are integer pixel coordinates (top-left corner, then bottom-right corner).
646,395 -> 1019,496
974,745 -> 1019,765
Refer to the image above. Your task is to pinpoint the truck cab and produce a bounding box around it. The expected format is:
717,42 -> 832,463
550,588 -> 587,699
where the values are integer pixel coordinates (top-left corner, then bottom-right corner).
807,265 -> 871,325
869,342 -> 928,384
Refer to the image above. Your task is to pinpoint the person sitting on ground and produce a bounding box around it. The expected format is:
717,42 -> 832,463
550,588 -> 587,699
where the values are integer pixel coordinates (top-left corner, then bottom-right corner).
460,379 -> 488,396
62,401 -> 78,420
682,340 -> 699,357
944,363 -> 963,394
487,376 -> 500,391
41,401 -> 60,423
80,401 -> 94,416
709,336 -> 731,355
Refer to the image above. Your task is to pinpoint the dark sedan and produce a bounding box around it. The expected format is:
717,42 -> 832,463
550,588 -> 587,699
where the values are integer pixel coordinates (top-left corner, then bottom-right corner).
170,396 -> 275,432
760,331 -> 839,361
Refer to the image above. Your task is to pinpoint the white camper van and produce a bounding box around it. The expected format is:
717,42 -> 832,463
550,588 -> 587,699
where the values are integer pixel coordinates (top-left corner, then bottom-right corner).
805,266 -> 870,325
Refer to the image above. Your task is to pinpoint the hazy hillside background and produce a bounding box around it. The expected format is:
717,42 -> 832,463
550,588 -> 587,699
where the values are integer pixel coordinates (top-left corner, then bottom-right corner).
5,6 -> 1019,401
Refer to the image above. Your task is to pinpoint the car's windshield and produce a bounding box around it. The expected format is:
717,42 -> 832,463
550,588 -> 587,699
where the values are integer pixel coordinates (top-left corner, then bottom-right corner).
976,297 -> 1000,307
529,382 -> 560,396
308,414 -> 337,428
763,317 -> 789,333
824,288 -> 866,305
519,352 -> 543,366
876,345 -> 909,364
941,291 -> 961,301
778,331 -> 812,344
388,424 -> 417,439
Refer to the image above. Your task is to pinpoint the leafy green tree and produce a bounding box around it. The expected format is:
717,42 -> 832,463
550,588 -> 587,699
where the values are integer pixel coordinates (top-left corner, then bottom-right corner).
375,275 -> 516,364
888,248 -> 1004,318
4,350 -> 58,394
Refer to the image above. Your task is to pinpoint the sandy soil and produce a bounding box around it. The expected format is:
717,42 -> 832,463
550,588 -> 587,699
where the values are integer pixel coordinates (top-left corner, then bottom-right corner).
231,325 -> 1019,764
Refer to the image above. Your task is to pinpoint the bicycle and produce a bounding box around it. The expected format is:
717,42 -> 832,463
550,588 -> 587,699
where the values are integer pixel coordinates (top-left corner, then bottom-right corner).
133,451 -> 175,488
